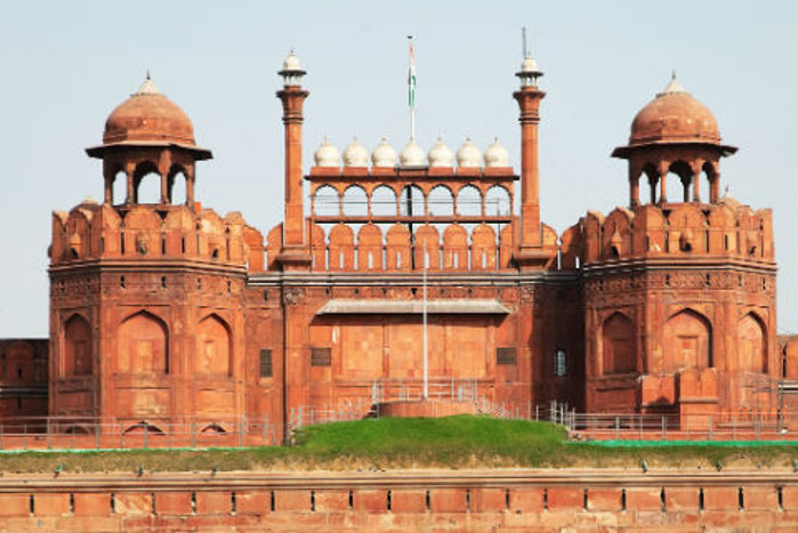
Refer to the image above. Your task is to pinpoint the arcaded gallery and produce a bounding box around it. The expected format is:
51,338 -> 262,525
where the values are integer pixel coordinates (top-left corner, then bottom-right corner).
3,48 -> 789,441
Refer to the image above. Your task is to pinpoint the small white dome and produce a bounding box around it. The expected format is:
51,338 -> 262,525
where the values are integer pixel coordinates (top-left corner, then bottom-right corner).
342,136 -> 369,167
520,54 -> 540,75
400,137 -> 426,167
456,137 -> 482,168
371,137 -> 397,168
427,136 -> 454,167
283,51 -> 302,71
314,136 -> 340,168
484,136 -> 510,167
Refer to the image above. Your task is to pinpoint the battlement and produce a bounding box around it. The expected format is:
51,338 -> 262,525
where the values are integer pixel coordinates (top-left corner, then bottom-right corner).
50,202 -> 264,273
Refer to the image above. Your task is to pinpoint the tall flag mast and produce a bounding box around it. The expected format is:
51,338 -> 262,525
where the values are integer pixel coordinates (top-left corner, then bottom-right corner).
408,35 -> 417,140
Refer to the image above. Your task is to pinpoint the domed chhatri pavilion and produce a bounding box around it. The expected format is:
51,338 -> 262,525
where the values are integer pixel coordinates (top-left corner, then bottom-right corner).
34,49 -> 780,437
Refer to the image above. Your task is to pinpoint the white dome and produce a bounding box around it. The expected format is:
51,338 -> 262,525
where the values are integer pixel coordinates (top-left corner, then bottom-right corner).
427,136 -> 453,168
400,138 -> 426,167
456,137 -> 482,168
342,136 -> 369,167
520,54 -> 540,75
371,136 -> 397,168
314,136 -> 340,168
484,136 -> 510,167
283,51 -> 302,71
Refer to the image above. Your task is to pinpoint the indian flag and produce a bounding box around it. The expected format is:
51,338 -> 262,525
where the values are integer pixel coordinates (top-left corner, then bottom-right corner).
408,37 -> 416,109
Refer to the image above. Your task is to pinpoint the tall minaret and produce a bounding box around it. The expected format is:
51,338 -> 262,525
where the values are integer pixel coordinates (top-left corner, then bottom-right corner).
513,52 -> 547,268
276,51 -> 311,270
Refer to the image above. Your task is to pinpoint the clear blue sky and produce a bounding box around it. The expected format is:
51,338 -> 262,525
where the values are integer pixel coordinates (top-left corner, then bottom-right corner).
1,1 -> 797,336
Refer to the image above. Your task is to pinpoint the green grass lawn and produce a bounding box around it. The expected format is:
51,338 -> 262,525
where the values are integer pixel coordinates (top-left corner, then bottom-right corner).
1,415 -> 798,473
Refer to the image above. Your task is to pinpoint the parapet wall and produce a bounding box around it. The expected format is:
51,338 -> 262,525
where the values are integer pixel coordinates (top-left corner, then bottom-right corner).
0,469 -> 796,531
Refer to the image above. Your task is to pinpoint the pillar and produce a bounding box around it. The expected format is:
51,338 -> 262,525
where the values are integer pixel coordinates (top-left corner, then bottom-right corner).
513,86 -> 546,249
629,168 -> 640,207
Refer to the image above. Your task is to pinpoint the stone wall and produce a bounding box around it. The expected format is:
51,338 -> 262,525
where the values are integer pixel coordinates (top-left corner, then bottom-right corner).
0,469 -> 795,531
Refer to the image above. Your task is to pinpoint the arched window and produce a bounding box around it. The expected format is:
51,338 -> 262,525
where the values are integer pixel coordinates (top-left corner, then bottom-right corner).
485,185 -> 511,216
168,167 -> 188,205
428,186 -> 454,217
456,185 -> 482,216
666,161 -> 692,203
313,185 -> 340,216
134,162 -> 162,204
113,170 -> 127,205
399,185 -> 425,217
342,185 -> 368,217
371,185 -> 398,217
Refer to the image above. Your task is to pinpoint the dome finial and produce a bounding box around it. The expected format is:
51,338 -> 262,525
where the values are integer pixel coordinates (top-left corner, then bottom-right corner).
659,71 -> 686,96
134,72 -> 160,96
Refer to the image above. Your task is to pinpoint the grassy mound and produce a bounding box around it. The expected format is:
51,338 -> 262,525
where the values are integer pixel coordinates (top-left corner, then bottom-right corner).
1,415 -> 798,473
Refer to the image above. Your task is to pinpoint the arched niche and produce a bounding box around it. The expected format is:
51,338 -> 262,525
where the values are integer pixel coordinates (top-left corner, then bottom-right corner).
342,185 -> 368,217
371,185 -> 397,217
739,313 -> 767,373
313,185 -> 340,216
662,309 -> 712,372
601,313 -> 636,375
195,314 -> 232,376
428,185 -> 454,217
118,311 -> 168,374
64,314 -> 92,377
456,185 -> 482,216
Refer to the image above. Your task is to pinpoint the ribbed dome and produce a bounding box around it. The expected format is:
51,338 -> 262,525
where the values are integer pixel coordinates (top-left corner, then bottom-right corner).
427,136 -> 453,167
314,136 -> 340,167
399,138 -> 426,167
484,136 -> 510,167
371,137 -> 397,168
103,76 -> 196,146
629,75 -> 720,146
342,137 -> 369,167
456,137 -> 482,168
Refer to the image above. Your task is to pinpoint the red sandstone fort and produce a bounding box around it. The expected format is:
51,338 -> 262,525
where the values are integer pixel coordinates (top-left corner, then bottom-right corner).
3,49 -> 796,440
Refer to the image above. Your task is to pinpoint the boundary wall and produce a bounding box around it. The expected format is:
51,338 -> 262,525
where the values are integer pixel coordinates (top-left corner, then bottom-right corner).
0,469 -> 796,531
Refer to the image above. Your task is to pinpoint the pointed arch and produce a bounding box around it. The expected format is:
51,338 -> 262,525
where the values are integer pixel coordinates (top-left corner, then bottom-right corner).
342,185 -> 368,217
428,185 -> 454,217
357,223 -> 383,271
601,312 -> 636,374
313,185 -> 340,217
663,308 -> 712,372
118,310 -> 169,374
64,313 -> 92,377
195,314 -> 232,376
739,312 -> 767,373
456,185 -> 482,216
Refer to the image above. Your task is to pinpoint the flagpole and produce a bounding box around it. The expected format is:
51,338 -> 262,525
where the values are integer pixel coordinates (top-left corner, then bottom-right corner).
423,236 -> 428,400
408,36 -> 416,140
